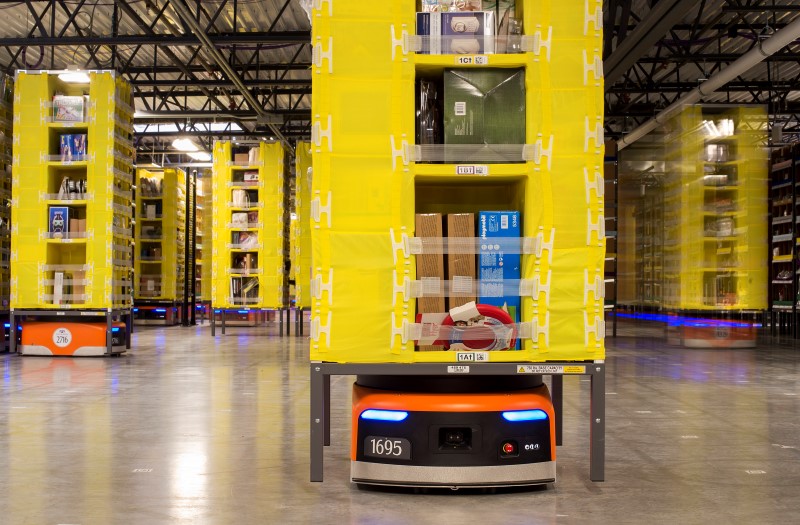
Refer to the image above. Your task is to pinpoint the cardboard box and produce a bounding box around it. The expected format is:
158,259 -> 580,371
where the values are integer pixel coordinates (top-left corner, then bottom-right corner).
146,204 -> 156,219
417,11 -> 495,54
444,68 -> 525,160
69,217 -> 85,233
53,272 -> 64,305
447,213 -> 476,309
416,213 -> 445,351
478,210 -> 520,348
52,95 -> 84,122
234,153 -> 249,164
72,270 -> 86,298
49,206 -> 70,238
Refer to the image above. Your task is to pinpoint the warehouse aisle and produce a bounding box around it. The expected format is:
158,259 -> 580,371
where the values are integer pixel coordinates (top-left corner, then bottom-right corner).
0,324 -> 798,524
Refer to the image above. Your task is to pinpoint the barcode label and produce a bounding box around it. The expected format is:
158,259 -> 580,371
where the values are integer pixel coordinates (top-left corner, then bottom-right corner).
452,276 -> 473,294
421,277 -> 441,296
454,102 -> 466,116
501,215 -> 509,229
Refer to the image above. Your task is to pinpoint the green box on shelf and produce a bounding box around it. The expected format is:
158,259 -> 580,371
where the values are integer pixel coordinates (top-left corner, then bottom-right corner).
443,68 -> 525,161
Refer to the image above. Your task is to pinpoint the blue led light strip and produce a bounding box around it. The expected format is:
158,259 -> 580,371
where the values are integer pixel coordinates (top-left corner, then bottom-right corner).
502,409 -> 548,422
360,409 -> 409,422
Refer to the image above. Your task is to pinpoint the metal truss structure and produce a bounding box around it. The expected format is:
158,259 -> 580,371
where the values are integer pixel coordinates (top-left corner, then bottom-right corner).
0,0 -> 311,164
0,1 -> 799,161
605,0 -> 800,143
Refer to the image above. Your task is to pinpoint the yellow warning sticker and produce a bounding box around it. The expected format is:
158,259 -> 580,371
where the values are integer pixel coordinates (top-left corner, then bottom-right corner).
517,365 -> 588,374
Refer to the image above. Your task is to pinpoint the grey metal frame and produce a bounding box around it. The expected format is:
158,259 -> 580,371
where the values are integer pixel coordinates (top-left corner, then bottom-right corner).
309,361 -> 605,483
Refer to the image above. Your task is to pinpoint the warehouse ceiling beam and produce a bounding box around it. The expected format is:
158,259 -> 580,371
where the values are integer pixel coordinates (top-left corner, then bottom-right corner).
130,78 -> 310,88
604,0 -> 703,88
636,53 -> 800,63
115,1 -> 231,116
166,0 -> 291,151
618,11 -> 800,149
0,31 -> 310,47
123,63 -> 312,74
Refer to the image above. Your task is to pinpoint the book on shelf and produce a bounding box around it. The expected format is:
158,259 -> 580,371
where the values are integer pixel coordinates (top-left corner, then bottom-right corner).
231,231 -> 258,248
230,276 -> 260,301
233,253 -> 258,274
59,134 -> 87,161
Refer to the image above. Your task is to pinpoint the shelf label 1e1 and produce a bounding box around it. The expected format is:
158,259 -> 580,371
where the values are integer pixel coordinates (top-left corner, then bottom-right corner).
456,165 -> 489,176
455,55 -> 489,65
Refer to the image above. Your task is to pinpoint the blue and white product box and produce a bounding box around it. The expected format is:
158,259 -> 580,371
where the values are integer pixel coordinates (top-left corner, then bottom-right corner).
478,211 -> 520,348
59,133 -> 87,161
49,206 -> 70,238
417,11 -> 495,55
59,134 -> 73,161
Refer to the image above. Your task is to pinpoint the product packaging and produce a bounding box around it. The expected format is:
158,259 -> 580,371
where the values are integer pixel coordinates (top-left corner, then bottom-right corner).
416,79 -> 442,145
478,210 -> 520,348
248,147 -> 260,166
420,0 -> 482,12
234,153 -> 249,164
52,95 -> 84,122
444,68 -> 525,160
417,11 -> 495,54
447,213 -> 476,309
416,213 -> 445,350
49,206 -> 70,238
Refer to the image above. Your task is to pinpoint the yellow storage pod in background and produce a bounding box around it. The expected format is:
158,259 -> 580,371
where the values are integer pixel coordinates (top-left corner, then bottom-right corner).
11,70 -> 134,311
294,141 -> 313,308
211,141 -> 285,310
310,0 -> 605,363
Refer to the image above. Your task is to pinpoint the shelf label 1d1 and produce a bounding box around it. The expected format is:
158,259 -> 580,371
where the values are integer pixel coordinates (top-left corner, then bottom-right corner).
455,165 -> 489,176
455,55 -> 489,65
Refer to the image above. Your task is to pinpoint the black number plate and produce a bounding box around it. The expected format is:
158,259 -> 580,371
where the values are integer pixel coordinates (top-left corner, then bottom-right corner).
364,436 -> 412,461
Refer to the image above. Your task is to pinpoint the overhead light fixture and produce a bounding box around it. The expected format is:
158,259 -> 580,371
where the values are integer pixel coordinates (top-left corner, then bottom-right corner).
58,69 -> 90,84
172,138 -> 199,152
187,151 -> 211,161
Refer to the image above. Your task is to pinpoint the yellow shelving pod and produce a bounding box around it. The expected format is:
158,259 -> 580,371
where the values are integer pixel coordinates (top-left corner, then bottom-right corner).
309,0 -> 605,363
663,105 -> 767,312
133,168 -> 187,323
196,170 -> 213,306
10,70 -> 133,355
211,141 -> 285,312
294,141 -> 312,309
0,73 -> 12,321
12,70 -> 134,310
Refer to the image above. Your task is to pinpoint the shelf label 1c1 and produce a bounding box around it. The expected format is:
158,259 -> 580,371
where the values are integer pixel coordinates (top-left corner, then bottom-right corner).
455,55 -> 488,65
456,165 -> 489,176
